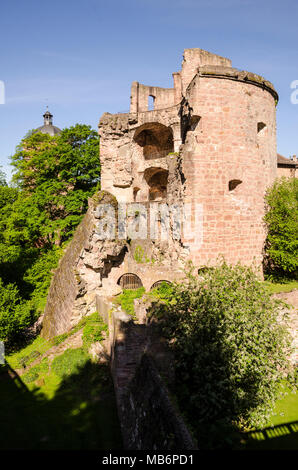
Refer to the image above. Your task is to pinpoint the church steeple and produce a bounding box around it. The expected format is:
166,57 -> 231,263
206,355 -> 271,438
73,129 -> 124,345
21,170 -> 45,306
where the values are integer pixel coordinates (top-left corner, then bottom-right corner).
43,107 -> 53,126
35,107 -> 61,136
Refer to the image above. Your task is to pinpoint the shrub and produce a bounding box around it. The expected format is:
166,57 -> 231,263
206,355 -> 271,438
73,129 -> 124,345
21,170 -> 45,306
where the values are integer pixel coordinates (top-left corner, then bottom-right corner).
22,358 -> 49,384
113,288 -> 145,316
264,177 -> 298,277
150,281 -> 174,302
149,261 -> 294,447
52,332 -> 69,346
0,278 -> 34,343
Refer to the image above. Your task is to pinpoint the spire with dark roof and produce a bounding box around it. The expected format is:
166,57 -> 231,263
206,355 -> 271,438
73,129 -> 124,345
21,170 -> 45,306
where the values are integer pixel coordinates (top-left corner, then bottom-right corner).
35,108 -> 61,136
43,107 -> 53,126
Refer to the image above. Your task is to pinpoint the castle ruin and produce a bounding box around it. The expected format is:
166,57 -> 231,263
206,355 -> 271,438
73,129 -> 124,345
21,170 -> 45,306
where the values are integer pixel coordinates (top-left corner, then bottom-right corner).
42,48 -> 279,338
98,48 -> 278,283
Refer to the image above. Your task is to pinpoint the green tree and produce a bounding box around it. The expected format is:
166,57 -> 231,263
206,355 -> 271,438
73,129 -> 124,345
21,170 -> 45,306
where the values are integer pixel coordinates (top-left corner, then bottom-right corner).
264,177 -> 298,277
0,124 -> 100,345
0,166 -> 7,186
10,124 -> 100,247
0,278 -> 34,343
149,261 -> 294,448
0,185 -> 21,278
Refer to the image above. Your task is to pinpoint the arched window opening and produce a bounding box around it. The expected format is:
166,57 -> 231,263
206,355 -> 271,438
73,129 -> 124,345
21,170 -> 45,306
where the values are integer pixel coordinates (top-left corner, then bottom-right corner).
148,95 -> 155,111
144,167 -> 168,201
198,266 -> 215,275
257,122 -> 266,133
133,187 -> 141,202
181,115 -> 201,144
134,123 -> 174,160
229,179 -> 242,191
117,273 -> 143,290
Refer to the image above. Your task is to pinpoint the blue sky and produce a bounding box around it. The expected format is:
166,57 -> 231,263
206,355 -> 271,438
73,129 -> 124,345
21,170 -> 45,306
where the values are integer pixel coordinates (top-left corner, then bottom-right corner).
0,0 -> 297,180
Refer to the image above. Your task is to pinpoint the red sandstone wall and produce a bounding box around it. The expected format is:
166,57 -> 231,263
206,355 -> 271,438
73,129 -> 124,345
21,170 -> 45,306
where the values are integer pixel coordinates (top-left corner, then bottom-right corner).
99,49 -> 279,275
277,167 -> 296,178
182,75 -> 277,270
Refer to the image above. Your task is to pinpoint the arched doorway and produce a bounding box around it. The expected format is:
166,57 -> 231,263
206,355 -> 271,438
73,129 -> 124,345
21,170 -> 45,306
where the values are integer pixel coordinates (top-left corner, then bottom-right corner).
150,280 -> 172,290
144,167 -> 169,201
117,273 -> 143,290
133,122 -> 174,160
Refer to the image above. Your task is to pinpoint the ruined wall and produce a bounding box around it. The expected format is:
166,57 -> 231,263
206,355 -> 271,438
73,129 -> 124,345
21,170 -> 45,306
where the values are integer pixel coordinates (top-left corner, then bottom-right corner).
41,190 -> 185,339
96,296 -> 197,450
98,105 -> 181,202
122,354 -> 197,450
41,192 -> 127,339
41,209 -> 94,338
43,48 -> 280,338
130,82 -> 175,113
277,166 -> 297,178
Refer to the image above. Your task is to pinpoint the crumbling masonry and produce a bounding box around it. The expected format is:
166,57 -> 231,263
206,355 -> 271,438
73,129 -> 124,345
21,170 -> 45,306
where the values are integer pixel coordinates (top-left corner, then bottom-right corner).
98,47 -> 278,279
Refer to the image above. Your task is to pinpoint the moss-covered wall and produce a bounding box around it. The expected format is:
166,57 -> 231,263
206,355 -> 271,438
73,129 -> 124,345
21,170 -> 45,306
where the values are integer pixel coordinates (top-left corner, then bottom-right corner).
41,210 -> 93,339
41,191 -> 125,339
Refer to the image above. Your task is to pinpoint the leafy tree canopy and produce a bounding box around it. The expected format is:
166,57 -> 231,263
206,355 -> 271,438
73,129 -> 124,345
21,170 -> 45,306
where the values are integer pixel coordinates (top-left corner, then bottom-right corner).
0,166 -> 7,186
9,124 -> 100,248
264,177 -> 298,277
0,124 -> 100,345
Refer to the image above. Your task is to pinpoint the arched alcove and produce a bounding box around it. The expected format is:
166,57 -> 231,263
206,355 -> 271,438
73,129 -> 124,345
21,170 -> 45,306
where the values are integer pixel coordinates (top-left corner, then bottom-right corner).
144,167 -> 169,201
257,122 -> 267,134
133,187 -> 141,202
229,179 -> 242,191
117,273 -> 143,290
150,280 -> 172,290
133,123 -> 174,160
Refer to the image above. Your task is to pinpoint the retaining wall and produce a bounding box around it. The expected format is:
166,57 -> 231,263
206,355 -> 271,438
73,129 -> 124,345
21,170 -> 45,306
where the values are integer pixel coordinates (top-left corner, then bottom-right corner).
95,295 -> 197,450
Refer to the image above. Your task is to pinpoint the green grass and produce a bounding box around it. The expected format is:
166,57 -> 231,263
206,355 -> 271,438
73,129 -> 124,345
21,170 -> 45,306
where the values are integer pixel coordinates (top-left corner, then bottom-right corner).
113,287 -> 146,316
263,279 -> 298,294
243,384 -> 298,450
82,312 -> 108,349
6,335 -> 53,370
0,312 -> 122,450
51,348 -> 89,379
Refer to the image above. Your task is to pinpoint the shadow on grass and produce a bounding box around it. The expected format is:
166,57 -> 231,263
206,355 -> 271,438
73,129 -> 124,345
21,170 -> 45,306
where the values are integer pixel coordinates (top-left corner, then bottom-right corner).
0,360 -> 123,450
243,421 -> 298,450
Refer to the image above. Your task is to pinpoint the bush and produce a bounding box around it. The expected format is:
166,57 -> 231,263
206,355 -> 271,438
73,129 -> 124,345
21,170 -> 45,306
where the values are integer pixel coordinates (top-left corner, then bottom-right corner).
150,281 -> 174,302
81,312 -> 107,350
113,288 -> 145,316
149,261 -> 294,447
0,278 -> 34,343
264,177 -> 298,277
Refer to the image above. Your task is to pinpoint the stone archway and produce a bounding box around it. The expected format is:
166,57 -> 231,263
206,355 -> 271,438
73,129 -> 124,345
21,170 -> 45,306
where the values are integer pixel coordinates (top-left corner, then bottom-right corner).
117,273 -> 143,290
144,167 -> 169,201
133,122 -> 174,160
150,280 -> 172,290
